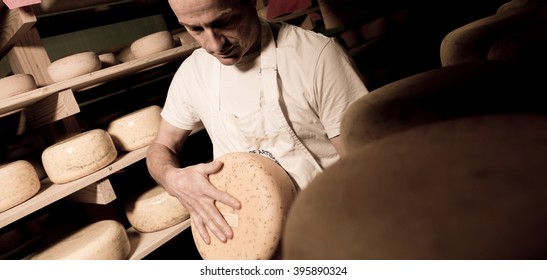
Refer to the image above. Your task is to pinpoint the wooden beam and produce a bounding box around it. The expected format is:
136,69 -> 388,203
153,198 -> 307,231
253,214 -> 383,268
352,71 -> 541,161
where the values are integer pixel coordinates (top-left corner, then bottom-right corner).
17,89 -> 80,134
0,6 -> 36,59
7,27 -> 53,86
65,178 -> 117,205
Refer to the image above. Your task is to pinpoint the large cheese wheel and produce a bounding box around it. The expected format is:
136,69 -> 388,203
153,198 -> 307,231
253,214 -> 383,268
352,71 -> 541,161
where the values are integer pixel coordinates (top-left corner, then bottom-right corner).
106,105 -> 162,152
192,152 -> 297,260
0,160 -> 41,213
31,220 -> 130,260
440,3 -> 543,66
340,60 -> 544,151
41,129 -> 118,184
125,185 -> 190,233
130,31 -> 175,58
284,114 -> 547,259
47,52 -> 101,82
0,74 -> 37,100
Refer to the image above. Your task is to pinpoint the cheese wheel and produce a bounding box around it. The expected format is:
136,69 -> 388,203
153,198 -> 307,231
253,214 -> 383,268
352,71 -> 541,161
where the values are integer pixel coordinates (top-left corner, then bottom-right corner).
440,4 -> 541,66
284,114 -> 547,259
98,52 -> 118,68
192,152 -> 297,260
125,185 -> 190,233
31,220 -> 130,260
41,129 -> 118,184
115,46 -> 135,63
106,105 -> 162,152
0,74 -> 37,100
340,60 -> 545,150
47,52 -> 101,82
130,31 -> 175,58
0,160 -> 41,213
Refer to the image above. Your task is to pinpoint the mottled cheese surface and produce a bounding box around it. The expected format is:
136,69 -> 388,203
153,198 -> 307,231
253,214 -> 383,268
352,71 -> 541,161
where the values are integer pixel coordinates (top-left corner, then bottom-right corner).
107,105 -> 162,152
126,185 -> 190,233
0,160 -> 41,213
31,220 -> 130,260
41,129 -> 117,184
192,152 -> 297,260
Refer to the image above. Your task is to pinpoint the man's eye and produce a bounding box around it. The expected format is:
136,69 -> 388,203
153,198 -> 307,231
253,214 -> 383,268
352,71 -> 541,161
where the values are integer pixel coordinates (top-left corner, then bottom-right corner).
187,26 -> 203,32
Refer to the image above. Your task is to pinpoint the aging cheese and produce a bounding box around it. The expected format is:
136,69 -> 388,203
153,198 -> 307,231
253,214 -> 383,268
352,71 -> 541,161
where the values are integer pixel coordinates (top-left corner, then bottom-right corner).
192,152 -> 297,260
130,31 -> 175,58
47,52 -> 101,82
107,105 -> 162,152
0,160 -> 41,213
31,220 -> 131,260
284,114 -> 547,259
41,129 -> 118,184
0,74 -> 37,100
126,185 -> 190,233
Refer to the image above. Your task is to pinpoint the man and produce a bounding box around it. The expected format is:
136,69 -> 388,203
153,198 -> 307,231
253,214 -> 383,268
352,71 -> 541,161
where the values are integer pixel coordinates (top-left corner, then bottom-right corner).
146,0 -> 368,245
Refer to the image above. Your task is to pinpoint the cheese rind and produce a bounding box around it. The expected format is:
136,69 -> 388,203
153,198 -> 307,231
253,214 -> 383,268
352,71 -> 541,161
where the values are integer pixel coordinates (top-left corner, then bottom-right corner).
126,185 -> 190,233
0,160 -> 41,213
41,129 -> 118,184
131,31 -> 175,58
192,152 -> 297,260
0,74 -> 37,100
31,220 -> 131,260
107,105 -> 162,152
47,52 -> 101,82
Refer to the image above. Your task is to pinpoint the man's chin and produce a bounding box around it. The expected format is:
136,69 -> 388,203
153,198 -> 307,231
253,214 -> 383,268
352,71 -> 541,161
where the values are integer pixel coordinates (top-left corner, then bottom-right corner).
216,55 -> 241,66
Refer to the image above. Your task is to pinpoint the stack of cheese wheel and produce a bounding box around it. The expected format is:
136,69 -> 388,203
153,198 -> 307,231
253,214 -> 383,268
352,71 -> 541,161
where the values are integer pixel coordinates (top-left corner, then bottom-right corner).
31,220 -> 131,260
283,113 -> 547,259
340,60 -> 544,151
130,31 -> 175,58
0,74 -> 37,100
106,105 -> 162,152
192,152 -> 297,260
47,52 -> 101,82
125,185 -> 190,232
0,160 -> 41,213
41,129 -> 117,184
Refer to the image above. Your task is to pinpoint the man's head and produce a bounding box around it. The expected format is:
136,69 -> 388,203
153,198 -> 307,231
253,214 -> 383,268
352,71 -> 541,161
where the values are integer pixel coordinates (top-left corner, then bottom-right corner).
168,0 -> 261,66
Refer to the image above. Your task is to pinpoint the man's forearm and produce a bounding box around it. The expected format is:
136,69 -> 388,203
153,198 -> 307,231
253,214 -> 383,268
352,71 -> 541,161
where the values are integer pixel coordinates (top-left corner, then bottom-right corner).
146,142 -> 181,187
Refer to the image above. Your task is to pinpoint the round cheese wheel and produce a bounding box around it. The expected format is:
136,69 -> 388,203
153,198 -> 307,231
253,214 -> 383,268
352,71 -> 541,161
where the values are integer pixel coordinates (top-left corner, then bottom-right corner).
115,46 -> 136,63
0,74 -> 37,100
0,160 -> 41,213
31,220 -> 130,260
98,52 -> 118,68
125,185 -> 190,233
340,60 -> 544,151
192,152 -> 297,260
106,105 -> 162,152
41,129 -> 118,184
284,114 -> 547,259
130,31 -> 175,58
47,52 -> 101,82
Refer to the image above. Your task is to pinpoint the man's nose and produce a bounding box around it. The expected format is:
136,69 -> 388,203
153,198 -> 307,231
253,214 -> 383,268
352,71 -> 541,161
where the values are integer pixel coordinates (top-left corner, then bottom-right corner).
204,29 -> 224,53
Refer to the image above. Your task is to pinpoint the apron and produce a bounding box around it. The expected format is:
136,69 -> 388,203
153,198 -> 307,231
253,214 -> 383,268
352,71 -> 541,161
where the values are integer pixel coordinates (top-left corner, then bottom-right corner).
210,20 -> 323,190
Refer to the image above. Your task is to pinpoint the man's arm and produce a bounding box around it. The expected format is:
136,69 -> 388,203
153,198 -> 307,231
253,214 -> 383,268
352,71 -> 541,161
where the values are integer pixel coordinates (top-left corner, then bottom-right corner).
146,119 -> 241,244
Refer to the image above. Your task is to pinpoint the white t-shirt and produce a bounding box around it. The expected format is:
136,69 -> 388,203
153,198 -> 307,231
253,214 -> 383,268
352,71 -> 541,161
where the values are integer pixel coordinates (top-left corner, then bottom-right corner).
162,22 -> 368,171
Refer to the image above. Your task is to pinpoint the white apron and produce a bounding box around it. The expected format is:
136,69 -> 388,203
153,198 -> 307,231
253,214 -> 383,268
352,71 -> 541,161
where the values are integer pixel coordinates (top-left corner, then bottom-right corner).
209,21 -> 323,190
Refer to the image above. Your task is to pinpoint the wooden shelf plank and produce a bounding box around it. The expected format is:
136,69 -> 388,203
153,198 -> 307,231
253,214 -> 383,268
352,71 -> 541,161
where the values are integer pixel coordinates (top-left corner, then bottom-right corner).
0,146 -> 148,229
127,219 -> 192,260
65,178 -> 117,205
0,42 -> 200,116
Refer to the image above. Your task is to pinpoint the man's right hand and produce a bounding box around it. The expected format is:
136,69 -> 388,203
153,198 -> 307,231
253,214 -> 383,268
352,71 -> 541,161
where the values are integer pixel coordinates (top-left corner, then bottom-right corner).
163,161 -> 242,244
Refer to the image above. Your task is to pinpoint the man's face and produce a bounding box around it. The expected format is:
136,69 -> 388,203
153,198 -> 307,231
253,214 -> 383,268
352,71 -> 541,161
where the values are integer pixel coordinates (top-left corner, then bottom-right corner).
168,0 -> 260,66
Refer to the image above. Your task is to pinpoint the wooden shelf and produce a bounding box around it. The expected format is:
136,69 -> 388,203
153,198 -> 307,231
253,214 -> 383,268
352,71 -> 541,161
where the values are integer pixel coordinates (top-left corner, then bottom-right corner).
0,42 -> 199,117
127,219 -> 192,260
0,146 -> 148,229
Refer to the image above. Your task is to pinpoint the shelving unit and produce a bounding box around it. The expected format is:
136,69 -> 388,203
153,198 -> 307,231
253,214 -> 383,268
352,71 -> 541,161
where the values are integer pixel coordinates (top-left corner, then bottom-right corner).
0,1 -> 197,260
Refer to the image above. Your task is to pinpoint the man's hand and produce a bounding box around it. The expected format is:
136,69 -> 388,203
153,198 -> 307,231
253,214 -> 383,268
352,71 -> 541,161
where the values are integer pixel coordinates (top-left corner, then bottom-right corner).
163,160 -> 241,244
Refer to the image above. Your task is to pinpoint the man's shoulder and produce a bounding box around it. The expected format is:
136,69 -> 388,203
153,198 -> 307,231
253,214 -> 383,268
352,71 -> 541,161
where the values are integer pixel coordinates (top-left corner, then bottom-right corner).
277,22 -> 332,46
